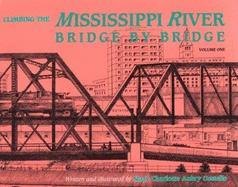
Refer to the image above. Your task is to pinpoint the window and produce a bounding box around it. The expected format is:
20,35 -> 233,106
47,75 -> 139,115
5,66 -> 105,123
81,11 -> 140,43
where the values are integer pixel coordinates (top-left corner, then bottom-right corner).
142,52 -> 148,56
217,134 -> 224,141
24,132 -> 29,138
150,39 -> 157,43
142,58 -> 148,62
84,132 -> 88,138
106,132 -> 110,138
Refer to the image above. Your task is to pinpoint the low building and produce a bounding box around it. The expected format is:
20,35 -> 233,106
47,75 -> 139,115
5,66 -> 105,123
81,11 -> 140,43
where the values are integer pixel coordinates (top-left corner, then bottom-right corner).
93,78 -> 108,96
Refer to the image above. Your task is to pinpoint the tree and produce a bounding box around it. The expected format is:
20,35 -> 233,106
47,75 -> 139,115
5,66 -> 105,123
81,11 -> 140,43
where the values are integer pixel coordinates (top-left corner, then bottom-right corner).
222,165 -> 232,173
176,164 -> 187,172
199,162 -> 211,173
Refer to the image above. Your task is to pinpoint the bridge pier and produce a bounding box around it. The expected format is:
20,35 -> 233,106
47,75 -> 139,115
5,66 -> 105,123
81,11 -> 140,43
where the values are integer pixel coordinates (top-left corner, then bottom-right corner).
126,143 -> 148,172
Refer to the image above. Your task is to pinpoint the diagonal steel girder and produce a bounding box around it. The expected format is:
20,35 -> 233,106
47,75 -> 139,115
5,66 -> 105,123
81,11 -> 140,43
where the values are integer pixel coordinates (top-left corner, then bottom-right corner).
63,124 -> 87,146
173,65 -> 201,116
204,67 -> 228,115
17,59 -> 46,92
55,55 -> 130,151
12,59 -> 52,108
0,63 -> 12,80
140,64 -> 172,116
56,102 -> 89,150
9,59 -> 51,151
1,59 -> 52,120
0,131 -> 11,148
18,124 -> 40,151
141,67 -> 171,116
15,57 -> 87,151
105,65 -> 138,116
120,96 -> 134,116
25,58 -> 64,74
18,57 -> 89,150
20,111 -> 51,151
17,58 -> 85,147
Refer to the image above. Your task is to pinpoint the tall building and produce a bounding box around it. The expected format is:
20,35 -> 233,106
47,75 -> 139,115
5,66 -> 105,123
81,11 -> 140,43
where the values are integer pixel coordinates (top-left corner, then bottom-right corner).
164,28 -> 225,89
179,28 -> 193,59
107,28 -> 164,96
91,28 -> 227,96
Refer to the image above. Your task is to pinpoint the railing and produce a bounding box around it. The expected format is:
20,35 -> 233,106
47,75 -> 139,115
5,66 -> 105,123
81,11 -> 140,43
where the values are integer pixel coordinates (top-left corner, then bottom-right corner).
2,162 -> 238,173
142,144 -> 238,158
0,142 -> 237,160
0,163 -> 51,171
0,142 -> 126,152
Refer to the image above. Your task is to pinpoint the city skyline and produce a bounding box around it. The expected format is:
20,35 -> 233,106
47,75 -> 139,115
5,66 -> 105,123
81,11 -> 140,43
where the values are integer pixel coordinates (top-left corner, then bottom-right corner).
0,0 -> 234,88
85,28 -> 225,96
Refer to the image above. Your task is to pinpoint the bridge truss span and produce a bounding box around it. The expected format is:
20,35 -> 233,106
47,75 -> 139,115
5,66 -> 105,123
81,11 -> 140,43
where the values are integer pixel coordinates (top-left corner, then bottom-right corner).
0,53 -> 130,153
105,62 -> 238,142
0,53 -> 237,159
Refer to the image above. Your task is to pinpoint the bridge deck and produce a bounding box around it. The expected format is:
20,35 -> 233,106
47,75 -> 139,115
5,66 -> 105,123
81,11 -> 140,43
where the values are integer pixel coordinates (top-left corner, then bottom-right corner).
0,116 -> 238,125
0,150 -> 127,161
0,144 -> 238,165
142,144 -> 238,165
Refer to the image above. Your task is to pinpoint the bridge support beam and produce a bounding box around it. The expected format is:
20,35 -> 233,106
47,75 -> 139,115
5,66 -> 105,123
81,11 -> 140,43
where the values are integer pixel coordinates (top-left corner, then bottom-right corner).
127,143 -> 148,172
136,68 -> 141,143
228,65 -> 232,123
11,58 -> 18,151
200,66 -> 204,124
171,67 -> 175,125
52,58 -> 56,151
89,104 -> 92,150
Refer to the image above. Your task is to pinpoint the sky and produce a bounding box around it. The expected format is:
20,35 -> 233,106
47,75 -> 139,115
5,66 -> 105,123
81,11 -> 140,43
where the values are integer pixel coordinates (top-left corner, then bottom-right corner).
0,0 -> 237,91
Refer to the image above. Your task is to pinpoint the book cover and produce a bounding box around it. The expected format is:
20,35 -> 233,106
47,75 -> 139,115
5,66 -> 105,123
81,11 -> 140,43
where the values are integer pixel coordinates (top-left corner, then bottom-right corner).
0,0 -> 237,186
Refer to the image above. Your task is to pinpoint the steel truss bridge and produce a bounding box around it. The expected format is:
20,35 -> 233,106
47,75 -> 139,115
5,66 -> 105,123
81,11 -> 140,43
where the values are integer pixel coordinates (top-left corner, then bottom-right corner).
0,53 -> 238,162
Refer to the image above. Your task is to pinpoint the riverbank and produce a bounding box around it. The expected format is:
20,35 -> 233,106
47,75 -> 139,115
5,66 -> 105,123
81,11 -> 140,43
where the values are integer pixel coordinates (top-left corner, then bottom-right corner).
0,170 -> 238,186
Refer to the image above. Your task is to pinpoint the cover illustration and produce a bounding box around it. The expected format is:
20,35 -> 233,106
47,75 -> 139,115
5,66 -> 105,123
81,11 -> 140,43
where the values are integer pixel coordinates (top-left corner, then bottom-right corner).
0,0 -> 237,186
